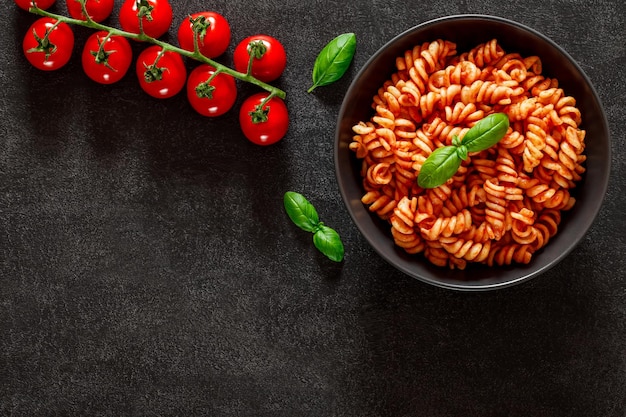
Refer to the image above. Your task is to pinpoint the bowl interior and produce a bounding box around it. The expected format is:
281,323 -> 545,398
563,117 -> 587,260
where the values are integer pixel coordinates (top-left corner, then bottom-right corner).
335,15 -> 611,290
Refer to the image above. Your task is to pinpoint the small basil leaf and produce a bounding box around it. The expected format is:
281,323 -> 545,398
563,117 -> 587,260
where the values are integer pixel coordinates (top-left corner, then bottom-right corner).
461,112 -> 510,153
307,33 -> 356,93
313,224 -> 345,262
284,191 -> 320,232
417,146 -> 463,189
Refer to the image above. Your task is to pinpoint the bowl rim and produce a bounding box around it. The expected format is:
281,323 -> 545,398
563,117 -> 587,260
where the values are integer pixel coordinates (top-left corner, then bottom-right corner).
334,14 -> 611,291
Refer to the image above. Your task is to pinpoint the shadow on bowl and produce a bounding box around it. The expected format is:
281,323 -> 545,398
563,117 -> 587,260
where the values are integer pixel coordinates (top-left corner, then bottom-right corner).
334,15 -> 610,291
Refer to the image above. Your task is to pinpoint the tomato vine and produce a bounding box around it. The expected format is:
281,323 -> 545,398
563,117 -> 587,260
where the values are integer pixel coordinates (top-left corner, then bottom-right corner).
26,2 -> 287,101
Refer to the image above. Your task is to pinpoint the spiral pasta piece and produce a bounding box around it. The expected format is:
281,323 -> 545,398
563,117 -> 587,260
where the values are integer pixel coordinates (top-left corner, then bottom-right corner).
440,236 -> 492,263
461,80 -> 524,106
523,116 -> 548,172
483,179 -> 508,240
461,38 -> 505,67
488,243 -> 534,266
362,190 -> 396,219
389,197 -> 426,254
419,209 -> 473,241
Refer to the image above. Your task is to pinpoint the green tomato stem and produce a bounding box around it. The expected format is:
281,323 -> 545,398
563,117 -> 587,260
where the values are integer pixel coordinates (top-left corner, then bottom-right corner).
206,68 -> 222,84
77,0 -> 93,23
27,5 -> 287,100
245,40 -> 266,76
259,91 -> 276,107
246,53 -> 254,77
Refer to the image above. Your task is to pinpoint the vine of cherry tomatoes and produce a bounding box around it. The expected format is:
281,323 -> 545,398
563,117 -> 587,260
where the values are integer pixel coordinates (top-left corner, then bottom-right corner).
17,0 -> 289,145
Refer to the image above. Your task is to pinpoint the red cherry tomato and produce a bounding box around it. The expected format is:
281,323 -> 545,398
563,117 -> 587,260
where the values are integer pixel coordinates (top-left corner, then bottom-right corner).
22,17 -> 74,71
239,93 -> 289,145
82,31 -> 132,84
66,0 -> 114,22
14,0 -> 56,11
233,35 -> 286,82
136,45 -> 186,99
186,65 -> 237,117
119,0 -> 172,39
177,11 -> 230,59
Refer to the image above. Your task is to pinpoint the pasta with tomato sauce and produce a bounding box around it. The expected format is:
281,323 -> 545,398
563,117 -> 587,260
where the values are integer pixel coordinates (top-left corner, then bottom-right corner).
350,38 -> 586,269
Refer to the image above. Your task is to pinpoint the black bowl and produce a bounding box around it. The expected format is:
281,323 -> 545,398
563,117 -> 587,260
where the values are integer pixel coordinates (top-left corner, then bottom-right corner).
334,15 -> 611,291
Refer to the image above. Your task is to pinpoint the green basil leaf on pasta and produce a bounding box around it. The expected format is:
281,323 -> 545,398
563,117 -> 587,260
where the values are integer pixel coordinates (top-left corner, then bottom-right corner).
307,33 -> 356,93
313,224 -> 345,262
461,112 -> 510,152
417,145 -> 463,189
283,191 -> 320,232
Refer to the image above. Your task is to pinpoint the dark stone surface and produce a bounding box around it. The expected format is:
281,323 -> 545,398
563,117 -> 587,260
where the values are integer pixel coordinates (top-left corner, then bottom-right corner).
1,1 -> 624,416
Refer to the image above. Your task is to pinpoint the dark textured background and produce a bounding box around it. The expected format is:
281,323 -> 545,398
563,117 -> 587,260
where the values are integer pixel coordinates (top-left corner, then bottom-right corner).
1,1 -> 625,416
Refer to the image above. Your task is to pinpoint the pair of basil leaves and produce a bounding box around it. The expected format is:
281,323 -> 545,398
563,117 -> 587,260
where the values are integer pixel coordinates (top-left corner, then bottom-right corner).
284,192 -> 344,262
418,113 -> 510,188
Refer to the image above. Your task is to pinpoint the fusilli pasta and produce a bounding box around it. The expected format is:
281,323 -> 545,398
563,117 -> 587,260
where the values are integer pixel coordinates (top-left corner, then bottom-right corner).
349,39 -> 586,269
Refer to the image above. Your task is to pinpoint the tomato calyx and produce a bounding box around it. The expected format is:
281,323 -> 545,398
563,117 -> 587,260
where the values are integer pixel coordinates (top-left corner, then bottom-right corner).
189,15 -> 211,46
249,104 -> 270,124
248,40 -> 267,60
136,0 -> 155,21
89,33 -> 116,70
135,0 -> 155,35
143,63 -> 164,82
195,82 -> 215,99
247,93 -> 277,123
142,49 -> 166,82
25,21 -> 60,61
194,69 -> 223,99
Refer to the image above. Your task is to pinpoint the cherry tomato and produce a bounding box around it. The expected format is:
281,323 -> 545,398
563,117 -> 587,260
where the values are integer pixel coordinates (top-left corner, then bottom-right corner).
186,65 -> 237,117
66,0 -> 114,22
136,45 -> 186,99
177,11 -> 231,59
14,0 -> 56,11
233,35 -> 286,82
239,93 -> 289,145
119,0 -> 172,39
82,31 -> 132,84
22,17 -> 74,71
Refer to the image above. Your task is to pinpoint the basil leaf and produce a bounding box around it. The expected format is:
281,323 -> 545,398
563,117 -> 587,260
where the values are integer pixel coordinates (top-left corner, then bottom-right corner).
284,191 -> 320,232
313,224 -> 345,262
307,33 -> 356,93
461,112 -> 509,153
417,146 -> 462,189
